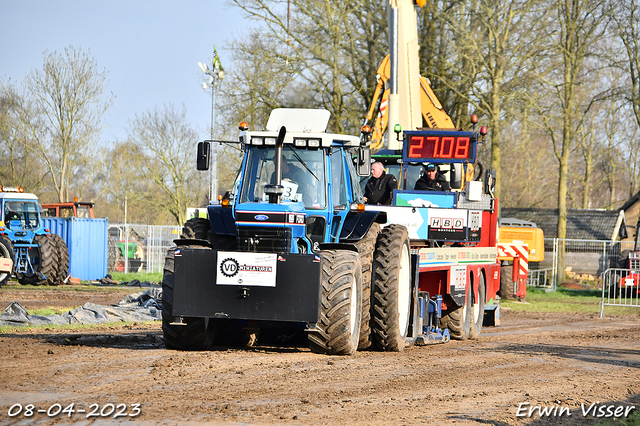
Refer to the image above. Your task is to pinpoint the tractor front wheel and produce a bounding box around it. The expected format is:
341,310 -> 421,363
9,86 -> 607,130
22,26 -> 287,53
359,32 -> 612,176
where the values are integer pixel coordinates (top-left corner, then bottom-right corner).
353,222 -> 380,350
308,250 -> 362,355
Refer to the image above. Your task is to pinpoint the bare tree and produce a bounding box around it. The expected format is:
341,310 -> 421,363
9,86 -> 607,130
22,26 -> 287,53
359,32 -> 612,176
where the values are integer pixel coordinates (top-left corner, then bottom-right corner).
422,0 -> 552,199
16,47 -> 113,202
228,0 -> 387,133
0,81 -> 49,192
128,104 -> 208,225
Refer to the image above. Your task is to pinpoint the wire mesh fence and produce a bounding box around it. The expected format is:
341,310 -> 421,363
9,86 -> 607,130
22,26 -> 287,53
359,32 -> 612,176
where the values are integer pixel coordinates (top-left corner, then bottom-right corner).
527,239 -> 637,292
107,223 -> 182,274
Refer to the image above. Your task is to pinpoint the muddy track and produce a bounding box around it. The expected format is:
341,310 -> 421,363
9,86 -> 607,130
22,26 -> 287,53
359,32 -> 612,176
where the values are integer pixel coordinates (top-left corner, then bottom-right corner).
0,287 -> 638,426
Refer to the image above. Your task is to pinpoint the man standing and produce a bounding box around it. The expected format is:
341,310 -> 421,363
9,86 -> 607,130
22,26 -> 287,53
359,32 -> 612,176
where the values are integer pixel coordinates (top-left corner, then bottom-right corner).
364,162 -> 397,205
414,163 -> 450,191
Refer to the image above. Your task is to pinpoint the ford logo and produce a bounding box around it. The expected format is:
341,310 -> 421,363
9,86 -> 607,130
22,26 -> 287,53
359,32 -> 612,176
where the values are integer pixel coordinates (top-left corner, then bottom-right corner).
254,215 -> 269,221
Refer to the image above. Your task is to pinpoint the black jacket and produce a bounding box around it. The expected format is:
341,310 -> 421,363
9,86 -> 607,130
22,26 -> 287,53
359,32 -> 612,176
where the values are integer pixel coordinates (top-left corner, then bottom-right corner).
364,172 -> 397,205
414,172 -> 450,191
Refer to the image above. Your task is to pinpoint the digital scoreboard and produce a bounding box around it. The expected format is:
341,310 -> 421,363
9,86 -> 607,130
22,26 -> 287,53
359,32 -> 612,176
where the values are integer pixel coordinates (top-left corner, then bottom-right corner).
403,130 -> 477,163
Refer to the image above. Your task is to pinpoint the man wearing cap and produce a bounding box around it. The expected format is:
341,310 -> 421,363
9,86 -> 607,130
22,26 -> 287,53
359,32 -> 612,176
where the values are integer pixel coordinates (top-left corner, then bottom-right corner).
414,163 -> 450,191
364,162 -> 398,205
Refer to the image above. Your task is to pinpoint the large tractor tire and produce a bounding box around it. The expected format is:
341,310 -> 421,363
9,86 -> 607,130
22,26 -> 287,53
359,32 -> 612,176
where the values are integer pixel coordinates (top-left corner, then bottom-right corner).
0,235 -> 15,286
499,264 -> 516,300
18,234 -> 59,286
468,272 -> 486,340
162,247 -> 215,351
353,222 -> 380,350
49,234 -> 69,285
371,224 -> 412,352
182,217 -> 237,250
308,250 -> 362,355
440,282 -> 472,340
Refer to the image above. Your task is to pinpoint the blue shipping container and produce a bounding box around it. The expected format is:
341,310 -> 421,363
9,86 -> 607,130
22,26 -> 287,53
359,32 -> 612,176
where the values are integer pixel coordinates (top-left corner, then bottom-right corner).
42,217 -> 108,281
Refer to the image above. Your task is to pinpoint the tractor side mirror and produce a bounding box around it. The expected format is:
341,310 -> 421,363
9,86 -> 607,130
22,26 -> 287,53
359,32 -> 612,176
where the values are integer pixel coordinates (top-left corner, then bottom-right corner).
356,147 -> 371,177
197,141 -> 210,171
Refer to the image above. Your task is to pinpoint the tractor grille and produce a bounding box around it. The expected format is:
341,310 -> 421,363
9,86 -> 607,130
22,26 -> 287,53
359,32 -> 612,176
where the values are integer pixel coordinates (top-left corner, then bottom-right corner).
237,226 -> 291,253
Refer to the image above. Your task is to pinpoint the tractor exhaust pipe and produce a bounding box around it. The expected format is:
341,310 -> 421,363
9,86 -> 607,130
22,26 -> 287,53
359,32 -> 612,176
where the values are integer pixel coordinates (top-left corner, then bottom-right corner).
265,126 -> 287,204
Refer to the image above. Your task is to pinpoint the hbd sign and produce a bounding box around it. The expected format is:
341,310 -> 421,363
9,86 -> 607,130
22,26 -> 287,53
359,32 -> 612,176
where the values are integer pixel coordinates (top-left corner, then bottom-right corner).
428,209 -> 467,241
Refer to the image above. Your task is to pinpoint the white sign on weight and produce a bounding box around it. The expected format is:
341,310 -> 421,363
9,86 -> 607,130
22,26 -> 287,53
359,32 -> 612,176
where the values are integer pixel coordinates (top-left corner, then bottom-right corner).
216,252 -> 278,287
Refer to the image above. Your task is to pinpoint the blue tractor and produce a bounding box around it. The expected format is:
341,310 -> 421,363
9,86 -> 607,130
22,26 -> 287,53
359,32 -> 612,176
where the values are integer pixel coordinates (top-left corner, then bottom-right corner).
162,109 -> 424,354
0,186 -> 68,286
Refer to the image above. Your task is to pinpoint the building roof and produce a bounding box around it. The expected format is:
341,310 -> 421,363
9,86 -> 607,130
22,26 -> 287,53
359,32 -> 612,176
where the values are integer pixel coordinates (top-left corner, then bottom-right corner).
501,208 -> 627,241
619,190 -> 640,212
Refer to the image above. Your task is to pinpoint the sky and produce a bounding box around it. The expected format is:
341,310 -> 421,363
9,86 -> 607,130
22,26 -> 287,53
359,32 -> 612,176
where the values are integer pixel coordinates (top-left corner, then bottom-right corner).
0,0 -> 250,144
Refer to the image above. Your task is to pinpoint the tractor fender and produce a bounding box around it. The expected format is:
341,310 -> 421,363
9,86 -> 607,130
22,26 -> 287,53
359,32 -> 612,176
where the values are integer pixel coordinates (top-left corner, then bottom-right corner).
339,210 -> 387,243
207,205 -> 236,235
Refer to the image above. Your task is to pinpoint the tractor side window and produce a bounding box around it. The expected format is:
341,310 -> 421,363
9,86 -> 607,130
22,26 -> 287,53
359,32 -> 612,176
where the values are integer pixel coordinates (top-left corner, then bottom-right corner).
330,150 -> 347,209
77,206 -> 91,218
60,207 -> 73,218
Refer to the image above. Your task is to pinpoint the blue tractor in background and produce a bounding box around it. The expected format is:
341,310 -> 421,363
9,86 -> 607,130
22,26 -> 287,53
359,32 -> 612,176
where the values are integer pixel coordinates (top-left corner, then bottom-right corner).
0,186 -> 69,286
162,108 -> 423,355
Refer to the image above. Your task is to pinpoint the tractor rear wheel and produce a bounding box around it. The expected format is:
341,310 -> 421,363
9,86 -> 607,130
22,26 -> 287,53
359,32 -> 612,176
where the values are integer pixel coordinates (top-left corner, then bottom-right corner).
353,222 -> 380,349
162,247 -> 215,351
371,225 -> 412,352
182,217 -> 237,250
0,235 -> 15,286
18,234 -> 59,286
308,250 -> 362,355
469,273 -> 486,340
50,234 -> 69,285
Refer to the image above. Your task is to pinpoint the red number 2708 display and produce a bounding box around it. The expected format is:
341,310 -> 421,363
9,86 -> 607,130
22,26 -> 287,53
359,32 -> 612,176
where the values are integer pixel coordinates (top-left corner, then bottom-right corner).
407,135 -> 472,160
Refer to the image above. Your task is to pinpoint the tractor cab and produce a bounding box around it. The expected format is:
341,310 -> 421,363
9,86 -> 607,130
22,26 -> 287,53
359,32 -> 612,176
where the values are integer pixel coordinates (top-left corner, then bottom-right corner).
200,108 -> 369,255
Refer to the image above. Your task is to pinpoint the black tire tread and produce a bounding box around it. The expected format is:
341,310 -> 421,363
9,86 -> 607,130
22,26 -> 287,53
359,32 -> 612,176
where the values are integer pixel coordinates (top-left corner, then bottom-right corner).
183,217 -> 237,250
50,234 -> 69,285
371,224 -> 411,352
353,222 -> 380,349
19,234 -> 58,286
308,250 -> 362,355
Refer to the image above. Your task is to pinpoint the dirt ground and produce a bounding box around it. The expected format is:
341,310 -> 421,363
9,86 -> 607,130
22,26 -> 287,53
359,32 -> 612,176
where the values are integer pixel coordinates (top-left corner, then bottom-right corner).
0,285 -> 639,426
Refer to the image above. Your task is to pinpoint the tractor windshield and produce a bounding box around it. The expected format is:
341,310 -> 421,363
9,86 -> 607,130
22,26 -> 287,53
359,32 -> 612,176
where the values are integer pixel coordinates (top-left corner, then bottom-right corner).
3,200 -> 43,229
239,146 -> 326,209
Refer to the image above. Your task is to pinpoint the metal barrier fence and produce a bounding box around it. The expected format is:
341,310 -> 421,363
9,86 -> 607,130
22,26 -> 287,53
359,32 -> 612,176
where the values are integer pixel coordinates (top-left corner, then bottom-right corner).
107,223 -> 182,274
527,239 -> 637,292
600,268 -> 640,317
